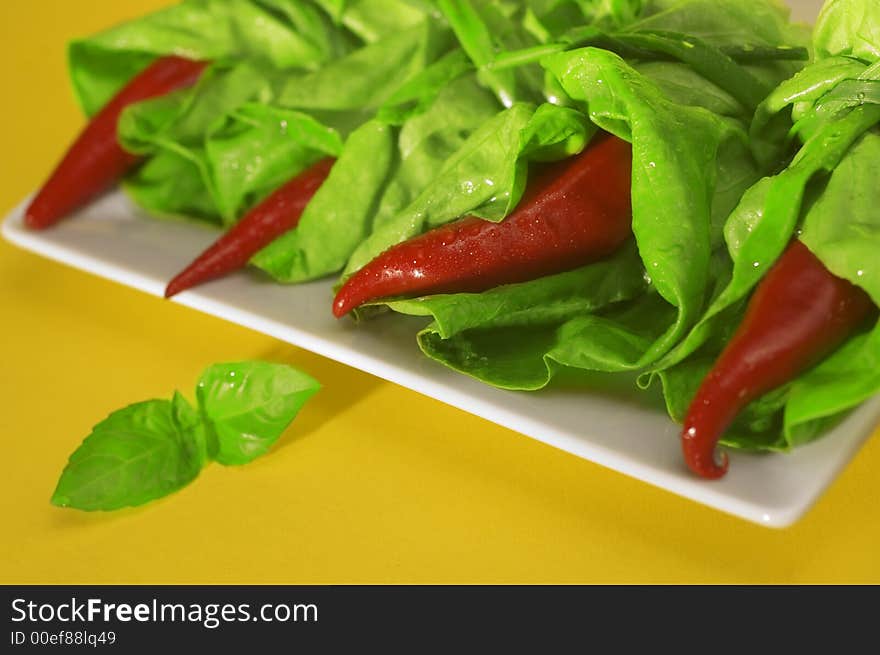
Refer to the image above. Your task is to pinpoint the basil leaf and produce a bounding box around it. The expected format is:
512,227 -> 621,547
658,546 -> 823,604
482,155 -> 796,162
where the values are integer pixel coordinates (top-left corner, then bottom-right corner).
196,362 -> 321,466
52,362 -> 321,511
51,395 -> 206,512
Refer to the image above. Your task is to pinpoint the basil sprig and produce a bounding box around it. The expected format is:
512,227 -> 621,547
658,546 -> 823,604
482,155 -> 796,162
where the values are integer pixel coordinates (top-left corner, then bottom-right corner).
51,361 -> 320,511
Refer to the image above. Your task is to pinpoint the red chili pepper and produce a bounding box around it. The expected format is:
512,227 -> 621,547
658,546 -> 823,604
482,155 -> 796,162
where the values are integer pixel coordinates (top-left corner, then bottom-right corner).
164,157 -> 335,298
682,239 -> 876,479
332,133 -> 633,317
25,55 -> 208,230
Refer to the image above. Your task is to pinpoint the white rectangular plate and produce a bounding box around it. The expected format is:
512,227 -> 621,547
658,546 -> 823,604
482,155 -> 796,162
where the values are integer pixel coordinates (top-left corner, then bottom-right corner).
7,189 -> 880,528
5,0 -> 874,529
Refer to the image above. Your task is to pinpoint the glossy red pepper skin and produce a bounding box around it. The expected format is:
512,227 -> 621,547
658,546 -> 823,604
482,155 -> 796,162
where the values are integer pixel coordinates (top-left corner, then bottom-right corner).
25,55 -> 208,230
164,157 -> 335,298
682,239 -> 876,479
332,133 -> 633,318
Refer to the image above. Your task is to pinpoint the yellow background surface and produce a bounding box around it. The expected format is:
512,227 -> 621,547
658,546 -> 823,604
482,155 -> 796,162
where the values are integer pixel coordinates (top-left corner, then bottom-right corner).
2,0 -> 879,585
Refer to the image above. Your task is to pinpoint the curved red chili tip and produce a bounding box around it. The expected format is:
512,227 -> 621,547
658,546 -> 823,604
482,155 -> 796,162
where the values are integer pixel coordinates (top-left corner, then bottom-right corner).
681,425 -> 730,480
